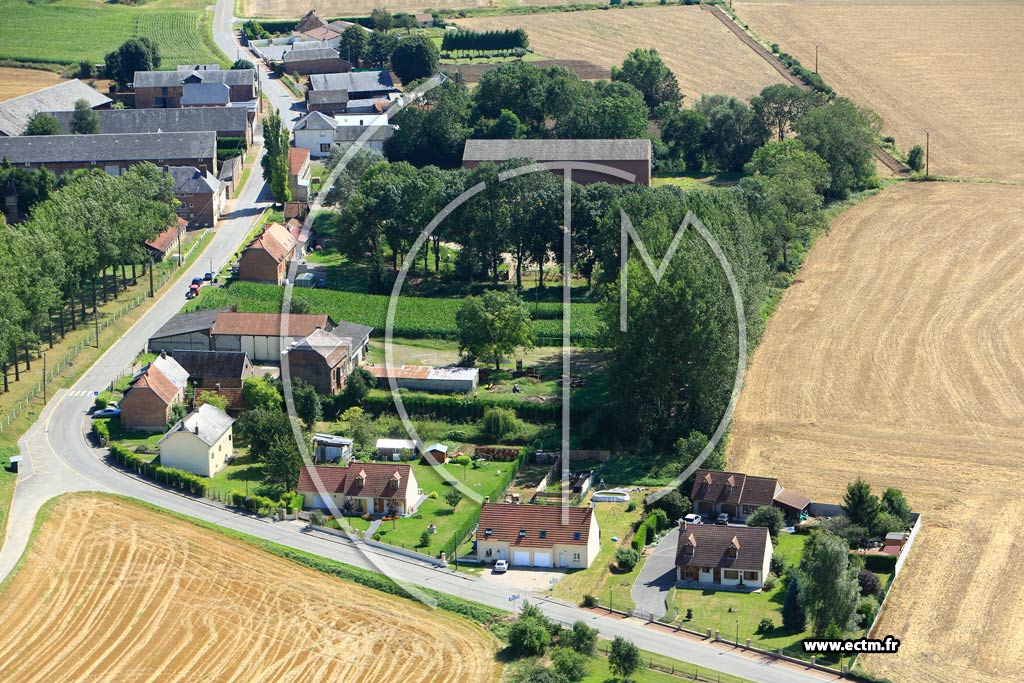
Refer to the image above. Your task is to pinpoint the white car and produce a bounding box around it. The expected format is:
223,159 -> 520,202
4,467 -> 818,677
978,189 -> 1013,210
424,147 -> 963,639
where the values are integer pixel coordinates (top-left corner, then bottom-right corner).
492,560 -> 509,573
683,513 -> 703,525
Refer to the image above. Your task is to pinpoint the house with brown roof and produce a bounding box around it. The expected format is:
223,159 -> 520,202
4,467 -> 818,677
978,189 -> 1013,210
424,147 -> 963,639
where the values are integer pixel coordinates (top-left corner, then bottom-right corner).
295,9 -> 327,33
286,328 -> 354,395
210,312 -> 334,363
690,469 -> 811,523
675,522 -> 772,589
237,222 -> 298,284
297,463 -> 422,516
415,13 -> 434,28
120,352 -> 189,432
476,502 -> 600,569
145,217 -> 187,261
288,147 -> 312,202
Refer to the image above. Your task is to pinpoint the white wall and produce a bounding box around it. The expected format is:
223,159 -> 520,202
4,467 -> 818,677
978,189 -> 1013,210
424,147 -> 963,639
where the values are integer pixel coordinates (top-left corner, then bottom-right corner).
159,426 -> 232,477
294,128 -> 336,158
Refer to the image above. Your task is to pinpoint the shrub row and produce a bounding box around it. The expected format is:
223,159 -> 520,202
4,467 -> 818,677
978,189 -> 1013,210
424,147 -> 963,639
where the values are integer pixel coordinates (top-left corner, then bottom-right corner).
362,392 -> 570,424
442,28 -> 528,52
109,444 -> 208,497
230,491 -> 277,514
775,51 -> 835,96
631,522 -> 649,551
854,552 -> 897,573
91,420 -> 110,447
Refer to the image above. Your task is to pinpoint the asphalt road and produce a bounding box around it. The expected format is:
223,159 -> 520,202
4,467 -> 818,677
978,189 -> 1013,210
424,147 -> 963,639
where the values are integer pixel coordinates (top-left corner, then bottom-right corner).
633,527 -> 681,620
0,12 -> 834,683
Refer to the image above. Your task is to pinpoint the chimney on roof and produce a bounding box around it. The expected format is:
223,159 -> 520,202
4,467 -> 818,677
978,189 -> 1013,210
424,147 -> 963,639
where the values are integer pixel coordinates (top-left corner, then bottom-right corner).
160,351 -> 167,359
726,475 -> 736,489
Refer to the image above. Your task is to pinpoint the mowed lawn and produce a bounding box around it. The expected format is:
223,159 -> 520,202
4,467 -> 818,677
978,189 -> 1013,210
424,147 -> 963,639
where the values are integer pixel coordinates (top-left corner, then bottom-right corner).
0,0 -> 226,67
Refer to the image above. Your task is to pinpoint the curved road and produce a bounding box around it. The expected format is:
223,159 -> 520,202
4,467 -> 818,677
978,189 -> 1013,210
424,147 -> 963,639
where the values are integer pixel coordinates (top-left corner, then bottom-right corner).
0,10 -> 834,683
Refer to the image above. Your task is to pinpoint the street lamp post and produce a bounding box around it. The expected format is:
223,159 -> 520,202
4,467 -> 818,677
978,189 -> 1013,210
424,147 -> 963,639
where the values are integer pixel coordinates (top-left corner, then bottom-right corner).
736,620 -> 740,647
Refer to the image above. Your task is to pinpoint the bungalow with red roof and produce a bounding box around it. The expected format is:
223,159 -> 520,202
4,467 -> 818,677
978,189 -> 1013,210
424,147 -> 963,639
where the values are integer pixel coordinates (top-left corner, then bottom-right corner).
297,463 -> 422,516
120,352 -> 189,431
237,222 -> 298,284
675,522 -> 772,589
690,469 -> 811,523
476,502 -> 600,569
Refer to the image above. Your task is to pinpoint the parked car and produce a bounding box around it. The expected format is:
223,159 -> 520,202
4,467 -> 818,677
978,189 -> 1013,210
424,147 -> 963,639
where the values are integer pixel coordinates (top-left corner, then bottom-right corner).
203,271 -> 214,281
492,560 -> 509,574
92,407 -> 121,419
715,513 -> 730,525
683,513 -> 703,525
191,277 -> 203,286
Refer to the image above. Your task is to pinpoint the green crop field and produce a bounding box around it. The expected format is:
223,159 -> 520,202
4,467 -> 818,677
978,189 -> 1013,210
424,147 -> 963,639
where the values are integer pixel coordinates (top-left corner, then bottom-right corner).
0,0 -> 227,68
185,282 -> 604,345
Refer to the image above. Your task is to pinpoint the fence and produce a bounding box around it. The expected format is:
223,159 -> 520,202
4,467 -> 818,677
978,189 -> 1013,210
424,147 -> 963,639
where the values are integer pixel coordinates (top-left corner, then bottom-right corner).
0,230 -> 209,434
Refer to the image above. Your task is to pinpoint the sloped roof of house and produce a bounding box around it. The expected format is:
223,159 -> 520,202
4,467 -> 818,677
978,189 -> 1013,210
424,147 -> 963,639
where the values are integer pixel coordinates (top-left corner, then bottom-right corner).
297,463 -> 413,500
690,469 -> 780,509
294,110 -> 338,131
285,46 -> 343,63
244,222 -> 297,264
301,27 -> 342,42
181,82 -> 231,106
128,355 -> 189,405
675,524 -> 769,572
47,106 -> 248,136
331,320 -> 373,345
773,488 -> 812,511
326,20 -> 361,33
288,328 -> 350,367
150,307 -> 227,341
168,350 -> 251,380
146,217 -> 187,255
477,503 -> 595,546
134,69 -> 255,88
288,147 -> 310,176
463,138 -> 652,163
0,131 -> 216,165
168,166 -> 220,195
309,70 -> 396,94
211,311 -> 330,337
313,433 -> 353,446
0,79 -> 111,136
415,13 -> 433,22
151,354 -> 190,388
161,403 -> 234,446
307,90 -> 349,106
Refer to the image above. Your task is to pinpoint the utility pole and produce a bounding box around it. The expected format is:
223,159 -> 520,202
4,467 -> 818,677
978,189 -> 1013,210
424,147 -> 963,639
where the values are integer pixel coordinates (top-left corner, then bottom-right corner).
815,43 -> 820,74
94,310 -> 100,348
925,129 -> 931,179
42,353 -> 46,404
148,257 -> 155,297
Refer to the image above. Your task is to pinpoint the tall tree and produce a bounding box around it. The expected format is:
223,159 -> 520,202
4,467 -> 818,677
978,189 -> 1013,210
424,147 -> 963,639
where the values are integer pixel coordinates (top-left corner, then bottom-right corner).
390,34 -> 439,84
260,110 -> 291,205
842,478 -> 881,530
659,108 -> 706,172
611,48 -> 681,110
608,637 -> 642,681
750,84 -> 821,141
695,94 -> 767,172
70,99 -> 100,134
795,98 -> 880,197
366,31 -> 399,67
455,290 -> 534,369
24,113 -> 62,135
370,8 -> 394,31
800,532 -> 860,636
104,37 -> 161,89
339,23 -> 368,64
781,572 -> 807,632
291,377 -> 322,429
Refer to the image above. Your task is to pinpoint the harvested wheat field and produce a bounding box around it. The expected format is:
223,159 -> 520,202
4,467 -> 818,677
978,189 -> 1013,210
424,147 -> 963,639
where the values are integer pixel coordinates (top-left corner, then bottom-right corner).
729,181 -> 1024,683
0,495 -> 501,683
240,0 -> 572,19
459,6 -> 785,101
734,0 -> 1024,180
0,67 -> 64,101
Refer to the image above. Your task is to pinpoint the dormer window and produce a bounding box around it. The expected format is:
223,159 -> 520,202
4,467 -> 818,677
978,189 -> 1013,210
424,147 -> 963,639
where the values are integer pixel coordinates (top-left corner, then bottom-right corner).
539,530 -> 547,539
519,529 -> 527,538
572,532 -> 581,541
727,535 -> 740,559
484,528 -> 492,537
726,475 -> 736,489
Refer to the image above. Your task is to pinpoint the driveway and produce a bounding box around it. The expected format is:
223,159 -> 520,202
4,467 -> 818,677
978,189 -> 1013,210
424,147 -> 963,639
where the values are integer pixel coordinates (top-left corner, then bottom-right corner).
478,566 -> 565,593
632,527 -> 679,620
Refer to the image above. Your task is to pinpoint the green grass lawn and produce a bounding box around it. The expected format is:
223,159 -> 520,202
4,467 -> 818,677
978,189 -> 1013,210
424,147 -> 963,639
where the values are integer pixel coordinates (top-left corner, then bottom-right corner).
652,171 -> 744,191
206,452 -> 265,498
550,492 -> 646,610
587,646 -> 757,683
664,533 -> 809,652
0,0 -> 227,68
351,459 -> 514,556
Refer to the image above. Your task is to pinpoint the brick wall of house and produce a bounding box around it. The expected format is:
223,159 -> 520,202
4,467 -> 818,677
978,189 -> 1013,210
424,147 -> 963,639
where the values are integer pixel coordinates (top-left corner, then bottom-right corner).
284,58 -> 352,75
176,189 -> 219,228
238,249 -> 285,284
289,350 -> 346,395
120,387 -> 173,432
15,156 -> 218,178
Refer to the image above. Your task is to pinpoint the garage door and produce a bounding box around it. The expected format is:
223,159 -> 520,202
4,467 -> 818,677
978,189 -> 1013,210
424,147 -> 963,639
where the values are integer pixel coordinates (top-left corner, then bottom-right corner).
512,550 -> 531,566
310,495 -> 330,510
533,551 -> 552,568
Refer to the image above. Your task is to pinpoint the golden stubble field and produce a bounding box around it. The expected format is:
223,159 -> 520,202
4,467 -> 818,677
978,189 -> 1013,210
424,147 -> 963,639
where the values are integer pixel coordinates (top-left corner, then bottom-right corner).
734,0 -> 1024,180
0,495 -> 501,683
459,6 -> 785,101
0,67 -> 65,101
240,0 -> 572,18
728,181 -> 1024,683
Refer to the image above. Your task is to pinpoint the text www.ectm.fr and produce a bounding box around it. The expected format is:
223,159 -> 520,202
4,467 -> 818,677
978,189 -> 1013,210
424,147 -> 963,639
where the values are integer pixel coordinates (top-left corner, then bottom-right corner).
802,636 -> 901,654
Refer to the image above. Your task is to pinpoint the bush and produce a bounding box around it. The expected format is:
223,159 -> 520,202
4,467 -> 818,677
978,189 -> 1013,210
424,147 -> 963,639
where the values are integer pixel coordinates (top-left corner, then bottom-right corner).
770,552 -> 787,576
763,574 -> 778,591
685,607 -> 693,620
551,647 -> 589,682
858,569 -> 882,597
631,523 -> 649,551
644,489 -> 690,522
508,616 -> 551,657
581,594 -> 598,608
625,501 -> 636,512
747,505 -> 784,538
94,394 -> 109,410
615,547 -> 639,572
858,552 -> 897,573
564,621 -> 598,656
419,529 -> 431,547
756,617 -> 775,634
857,595 -> 880,625
649,508 -> 670,532
481,407 -> 521,440
91,420 -> 110,446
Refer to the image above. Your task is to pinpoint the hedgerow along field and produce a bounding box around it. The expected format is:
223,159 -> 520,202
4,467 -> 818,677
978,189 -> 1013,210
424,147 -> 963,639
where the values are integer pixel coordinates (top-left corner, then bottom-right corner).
185,281 -> 604,345
459,6 -> 785,102
0,0 -> 227,68
733,0 -> 1024,181
0,495 -> 502,683
238,0 -> 572,19
728,182 -> 1024,683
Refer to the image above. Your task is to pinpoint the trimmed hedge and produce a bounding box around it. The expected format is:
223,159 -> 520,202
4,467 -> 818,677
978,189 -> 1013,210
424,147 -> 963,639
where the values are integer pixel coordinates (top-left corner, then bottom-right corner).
109,444 -> 208,497
362,392 -> 588,424
91,420 -> 110,446
631,522 -> 649,551
855,552 -> 898,573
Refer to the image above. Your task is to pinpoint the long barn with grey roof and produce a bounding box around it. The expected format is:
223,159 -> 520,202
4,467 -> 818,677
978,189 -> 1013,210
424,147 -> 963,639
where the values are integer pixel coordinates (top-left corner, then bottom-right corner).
0,131 -> 218,176
45,106 -> 251,143
462,138 -> 652,186
133,68 -> 257,109
0,79 -> 111,136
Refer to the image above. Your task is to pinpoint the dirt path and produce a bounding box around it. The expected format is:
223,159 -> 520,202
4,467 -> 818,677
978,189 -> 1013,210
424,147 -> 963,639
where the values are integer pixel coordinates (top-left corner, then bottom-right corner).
728,181 -> 1024,683
0,495 -> 502,683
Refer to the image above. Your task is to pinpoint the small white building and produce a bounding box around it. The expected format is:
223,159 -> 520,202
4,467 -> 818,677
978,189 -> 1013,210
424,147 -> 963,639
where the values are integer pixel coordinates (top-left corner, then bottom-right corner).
292,110 -> 398,158
158,403 -> 234,477
376,438 -> 417,461
313,433 -> 354,463
292,110 -> 338,158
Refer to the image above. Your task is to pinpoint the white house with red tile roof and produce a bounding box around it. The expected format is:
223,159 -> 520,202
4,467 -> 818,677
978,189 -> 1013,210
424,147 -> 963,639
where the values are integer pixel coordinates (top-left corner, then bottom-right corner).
476,503 -> 600,569
297,463 -> 422,516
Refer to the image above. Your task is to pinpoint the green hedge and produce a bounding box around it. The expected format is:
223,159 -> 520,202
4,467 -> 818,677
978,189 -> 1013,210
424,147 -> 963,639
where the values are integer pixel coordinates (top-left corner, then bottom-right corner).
363,392 -> 579,424
109,444 -> 208,497
632,522 -> 649,551
855,552 -> 897,573
91,420 -> 110,446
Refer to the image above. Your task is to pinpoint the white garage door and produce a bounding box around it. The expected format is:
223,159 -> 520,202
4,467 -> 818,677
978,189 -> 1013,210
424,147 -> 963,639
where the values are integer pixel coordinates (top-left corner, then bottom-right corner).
310,494 -> 330,510
512,550 -> 531,566
533,551 -> 552,568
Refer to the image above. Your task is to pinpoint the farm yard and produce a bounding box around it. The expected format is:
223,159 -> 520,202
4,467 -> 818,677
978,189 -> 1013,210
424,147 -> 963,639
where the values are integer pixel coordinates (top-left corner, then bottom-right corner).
0,0 -> 226,68
458,6 -> 785,101
733,0 -> 1024,181
728,181 -> 1024,683
0,495 -> 502,683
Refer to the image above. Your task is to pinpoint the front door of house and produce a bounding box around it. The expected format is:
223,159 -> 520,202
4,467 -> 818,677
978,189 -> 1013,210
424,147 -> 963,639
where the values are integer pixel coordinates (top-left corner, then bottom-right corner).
684,566 -> 698,581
